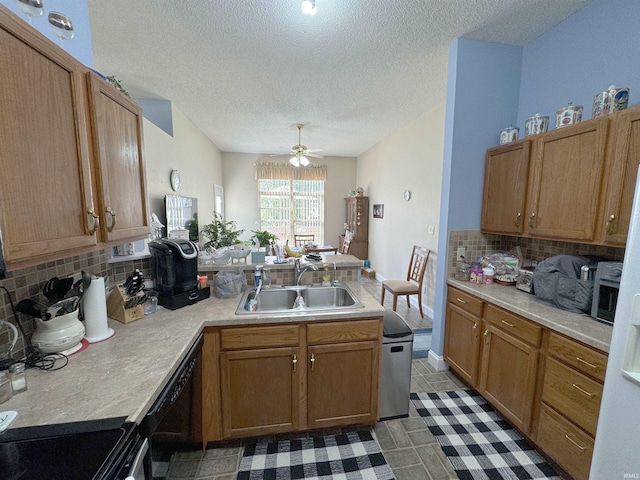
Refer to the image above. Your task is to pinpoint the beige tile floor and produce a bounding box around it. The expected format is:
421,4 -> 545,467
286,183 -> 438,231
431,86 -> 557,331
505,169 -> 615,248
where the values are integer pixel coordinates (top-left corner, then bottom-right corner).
161,277 -> 463,480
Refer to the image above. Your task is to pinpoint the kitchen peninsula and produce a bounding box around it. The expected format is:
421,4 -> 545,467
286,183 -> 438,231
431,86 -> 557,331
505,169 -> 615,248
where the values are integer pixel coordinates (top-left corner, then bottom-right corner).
0,281 -> 384,437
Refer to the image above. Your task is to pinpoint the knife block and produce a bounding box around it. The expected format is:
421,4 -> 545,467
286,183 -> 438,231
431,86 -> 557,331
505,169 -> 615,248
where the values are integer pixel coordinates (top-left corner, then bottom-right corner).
107,286 -> 144,323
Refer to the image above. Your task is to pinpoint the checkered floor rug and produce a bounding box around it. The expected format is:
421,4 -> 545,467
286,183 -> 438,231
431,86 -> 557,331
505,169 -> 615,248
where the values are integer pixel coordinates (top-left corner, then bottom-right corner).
411,390 -> 562,480
237,431 -> 394,480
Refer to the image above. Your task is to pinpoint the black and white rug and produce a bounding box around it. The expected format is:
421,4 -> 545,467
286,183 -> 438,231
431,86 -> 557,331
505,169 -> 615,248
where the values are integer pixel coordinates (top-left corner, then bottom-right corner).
412,328 -> 432,359
237,430 -> 394,480
411,390 -> 562,480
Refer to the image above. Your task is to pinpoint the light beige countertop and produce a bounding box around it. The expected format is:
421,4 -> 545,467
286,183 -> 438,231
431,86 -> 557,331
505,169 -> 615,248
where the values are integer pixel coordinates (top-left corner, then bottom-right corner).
447,278 -> 612,353
198,254 -> 363,272
2,281 -> 384,431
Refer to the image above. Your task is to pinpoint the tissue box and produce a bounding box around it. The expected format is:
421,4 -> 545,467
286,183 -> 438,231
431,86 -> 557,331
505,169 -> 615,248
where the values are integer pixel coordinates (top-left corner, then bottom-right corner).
362,267 -> 376,278
251,251 -> 266,264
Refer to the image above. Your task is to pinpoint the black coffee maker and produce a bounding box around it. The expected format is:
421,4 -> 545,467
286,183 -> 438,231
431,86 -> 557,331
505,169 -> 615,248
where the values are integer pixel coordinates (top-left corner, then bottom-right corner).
148,238 -> 209,309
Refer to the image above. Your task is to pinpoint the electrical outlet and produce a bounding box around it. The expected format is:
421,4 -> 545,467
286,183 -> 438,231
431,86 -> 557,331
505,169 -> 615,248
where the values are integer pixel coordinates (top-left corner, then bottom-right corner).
456,247 -> 466,260
428,225 -> 435,235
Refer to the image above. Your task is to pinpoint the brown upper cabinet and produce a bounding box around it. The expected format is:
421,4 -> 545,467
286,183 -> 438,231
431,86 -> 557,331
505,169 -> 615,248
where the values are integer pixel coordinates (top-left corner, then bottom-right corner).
0,8 -> 97,269
0,6 -> 149,270
482,105 -> 640,246
601,107 -> 640,245
86,72 -> 149,243
526,117 -> 609,242
481,141 -> 531,235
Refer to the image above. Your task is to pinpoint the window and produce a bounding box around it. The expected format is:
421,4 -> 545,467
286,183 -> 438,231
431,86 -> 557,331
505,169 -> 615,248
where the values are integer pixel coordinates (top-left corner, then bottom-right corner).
256,163 -> 326,245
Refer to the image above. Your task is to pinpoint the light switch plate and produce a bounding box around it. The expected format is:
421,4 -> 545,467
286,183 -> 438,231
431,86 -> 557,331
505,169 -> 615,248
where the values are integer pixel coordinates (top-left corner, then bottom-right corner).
456,247 -> 466,260
428,225 -> 435,235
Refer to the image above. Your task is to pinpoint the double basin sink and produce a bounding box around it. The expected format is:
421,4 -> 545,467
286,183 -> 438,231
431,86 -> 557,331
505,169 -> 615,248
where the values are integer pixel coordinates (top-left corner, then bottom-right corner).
235,283 -> 364,315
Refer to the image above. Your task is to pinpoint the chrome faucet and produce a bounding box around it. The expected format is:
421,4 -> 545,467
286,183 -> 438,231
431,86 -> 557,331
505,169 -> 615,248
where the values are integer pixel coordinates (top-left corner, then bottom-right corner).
294,258 -> 318,286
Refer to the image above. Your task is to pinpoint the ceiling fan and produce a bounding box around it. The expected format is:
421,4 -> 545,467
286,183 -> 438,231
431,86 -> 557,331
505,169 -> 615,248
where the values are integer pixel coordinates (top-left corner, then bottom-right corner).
272,124 -> 324,167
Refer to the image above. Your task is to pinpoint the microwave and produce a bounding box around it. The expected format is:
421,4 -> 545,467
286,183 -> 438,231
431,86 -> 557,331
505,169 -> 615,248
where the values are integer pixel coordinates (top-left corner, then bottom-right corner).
591,261 -> 623,325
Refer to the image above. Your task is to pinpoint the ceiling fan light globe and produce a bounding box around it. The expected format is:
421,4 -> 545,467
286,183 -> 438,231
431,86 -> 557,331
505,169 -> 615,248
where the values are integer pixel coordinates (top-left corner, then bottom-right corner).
290,156 -> 300,167
300,156 -> 310,166
301,0 -> 317,15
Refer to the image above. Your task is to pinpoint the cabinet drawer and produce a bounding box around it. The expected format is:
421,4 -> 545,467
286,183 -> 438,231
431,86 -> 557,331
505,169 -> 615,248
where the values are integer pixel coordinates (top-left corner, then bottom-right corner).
537,404 -> 594,480
307,319 -> 380,345
548,332 -> 608,382
542,357 -> 603,436
484,304 -> 541,347
447,287 -> 483,317
220,325 -> 299,350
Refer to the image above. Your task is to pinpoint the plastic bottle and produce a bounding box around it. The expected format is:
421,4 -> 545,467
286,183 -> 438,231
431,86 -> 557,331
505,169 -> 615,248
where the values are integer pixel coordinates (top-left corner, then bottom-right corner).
254,266 -> 261,289
322,263 -> 331,286
469,263 -> 484,284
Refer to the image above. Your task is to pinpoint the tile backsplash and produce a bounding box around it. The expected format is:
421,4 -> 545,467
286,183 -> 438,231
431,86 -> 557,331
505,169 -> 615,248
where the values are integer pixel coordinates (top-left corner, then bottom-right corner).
448,230 -> 625,273
0,249 -> 151,361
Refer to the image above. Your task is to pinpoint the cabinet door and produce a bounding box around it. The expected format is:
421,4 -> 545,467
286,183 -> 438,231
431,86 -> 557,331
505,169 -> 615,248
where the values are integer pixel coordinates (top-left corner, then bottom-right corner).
479,324 -> 539,433
444,303 -> 481,387
526,118 -> 609,241
602,106 -> 640,245
481,141 -> 531,235
220,347 -> 300,438
307,341 -> 379,428
0,13 -> 96,268
86,72 -> 150,243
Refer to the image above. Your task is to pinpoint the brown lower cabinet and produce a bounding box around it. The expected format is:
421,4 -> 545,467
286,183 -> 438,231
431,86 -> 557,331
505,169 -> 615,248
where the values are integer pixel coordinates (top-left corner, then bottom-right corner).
444,286 -> 608,480
201,317 -> 382,443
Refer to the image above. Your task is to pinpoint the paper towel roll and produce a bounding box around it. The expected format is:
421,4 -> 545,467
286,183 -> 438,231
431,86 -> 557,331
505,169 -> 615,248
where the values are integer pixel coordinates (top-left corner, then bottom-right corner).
82,276 -> 115,343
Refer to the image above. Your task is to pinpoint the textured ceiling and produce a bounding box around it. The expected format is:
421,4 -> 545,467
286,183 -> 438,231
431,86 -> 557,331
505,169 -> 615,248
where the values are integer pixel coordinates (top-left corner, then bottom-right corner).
87,0 -> 592,157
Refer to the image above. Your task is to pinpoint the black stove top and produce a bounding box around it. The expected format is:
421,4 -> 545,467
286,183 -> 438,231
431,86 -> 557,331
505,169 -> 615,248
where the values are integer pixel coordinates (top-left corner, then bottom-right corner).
0,417 -> 135,480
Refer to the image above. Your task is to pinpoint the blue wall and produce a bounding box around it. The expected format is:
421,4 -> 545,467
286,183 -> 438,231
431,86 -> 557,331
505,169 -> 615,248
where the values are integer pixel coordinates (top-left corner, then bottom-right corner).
432,38 -> 522,361
0,0 -> 93,67
517,0 -> 640,130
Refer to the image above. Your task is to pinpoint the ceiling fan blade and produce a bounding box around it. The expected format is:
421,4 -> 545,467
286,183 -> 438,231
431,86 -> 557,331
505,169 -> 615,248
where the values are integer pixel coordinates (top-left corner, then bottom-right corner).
305,148 -> 324,153
307,153 -> 325,159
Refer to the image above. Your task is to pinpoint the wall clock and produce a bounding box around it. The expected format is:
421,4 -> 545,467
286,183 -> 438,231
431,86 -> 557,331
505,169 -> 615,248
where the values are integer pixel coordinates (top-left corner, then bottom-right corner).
170,169 -> 181,192
404,190 -> 411,201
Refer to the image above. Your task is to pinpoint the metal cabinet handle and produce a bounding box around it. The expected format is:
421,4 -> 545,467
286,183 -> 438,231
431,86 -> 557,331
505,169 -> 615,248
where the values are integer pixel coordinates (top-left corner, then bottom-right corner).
565,434 -> 586,451
528,212 -> 536,228
456,298 -> 466,304
106,207 -> 117,232
87,208 -> 100,235
292,354 -> 298,372
501,320 -> 515,328
571,383 -> 594,397
483,330 -> 488,338
310,353 -> 315,371
576,357 -> 598,370
606,214 -> 616,235
514,212 -> 521,226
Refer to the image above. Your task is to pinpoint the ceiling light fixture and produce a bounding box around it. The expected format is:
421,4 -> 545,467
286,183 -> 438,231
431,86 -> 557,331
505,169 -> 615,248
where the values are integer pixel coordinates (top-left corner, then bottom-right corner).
290,152 -> 310,167
301,0 -> 317,15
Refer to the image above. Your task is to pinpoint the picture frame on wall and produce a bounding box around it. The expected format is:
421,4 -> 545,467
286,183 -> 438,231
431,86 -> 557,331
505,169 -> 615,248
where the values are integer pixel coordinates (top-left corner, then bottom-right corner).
373,204 -> 384,218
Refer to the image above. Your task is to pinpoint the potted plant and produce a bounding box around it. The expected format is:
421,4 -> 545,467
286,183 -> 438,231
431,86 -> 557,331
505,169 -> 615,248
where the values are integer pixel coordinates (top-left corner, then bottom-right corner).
250,229 -> 278,249
200,213 -> 245,252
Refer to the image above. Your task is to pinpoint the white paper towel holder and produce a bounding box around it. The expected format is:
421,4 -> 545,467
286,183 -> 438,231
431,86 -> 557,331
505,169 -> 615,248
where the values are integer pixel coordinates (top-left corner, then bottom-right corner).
83,276 -> 115,344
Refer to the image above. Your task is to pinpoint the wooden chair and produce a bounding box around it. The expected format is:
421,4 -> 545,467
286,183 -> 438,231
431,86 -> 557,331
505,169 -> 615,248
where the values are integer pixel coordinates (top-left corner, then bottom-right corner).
381,245 -> 430,318
341,238 -> 351,254
294,234 -> 315,247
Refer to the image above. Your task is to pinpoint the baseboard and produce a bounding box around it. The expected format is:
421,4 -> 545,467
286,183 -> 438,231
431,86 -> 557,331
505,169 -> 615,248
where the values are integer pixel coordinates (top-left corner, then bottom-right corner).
427,350 -> 449,371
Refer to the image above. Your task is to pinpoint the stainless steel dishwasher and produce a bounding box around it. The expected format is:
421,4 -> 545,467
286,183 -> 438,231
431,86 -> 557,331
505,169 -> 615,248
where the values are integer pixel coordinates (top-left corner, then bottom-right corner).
379,310 -> 414,420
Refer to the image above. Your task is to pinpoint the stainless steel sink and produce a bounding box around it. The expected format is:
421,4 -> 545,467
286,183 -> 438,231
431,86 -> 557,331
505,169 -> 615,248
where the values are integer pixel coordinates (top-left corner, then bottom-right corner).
235,284 -> 364,314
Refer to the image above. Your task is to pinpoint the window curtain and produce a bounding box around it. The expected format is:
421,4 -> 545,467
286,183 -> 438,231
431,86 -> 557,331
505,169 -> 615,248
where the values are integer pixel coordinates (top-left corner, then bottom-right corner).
255,163 -> 327,181
255,163 -> 326,245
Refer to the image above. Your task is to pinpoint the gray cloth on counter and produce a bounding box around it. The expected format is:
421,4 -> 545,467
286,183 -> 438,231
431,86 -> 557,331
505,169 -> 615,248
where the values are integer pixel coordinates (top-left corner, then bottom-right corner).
532,255 -> 605,314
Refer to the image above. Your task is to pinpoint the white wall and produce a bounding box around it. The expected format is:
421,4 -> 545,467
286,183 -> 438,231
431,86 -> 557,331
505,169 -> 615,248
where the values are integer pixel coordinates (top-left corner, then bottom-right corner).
143,104 -> 223,238
356,103 -> 446,313
221,153 -> 357,245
